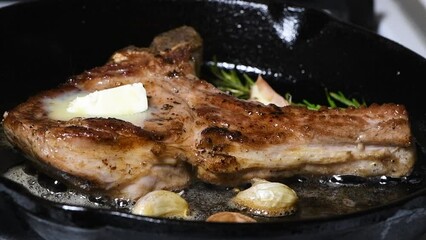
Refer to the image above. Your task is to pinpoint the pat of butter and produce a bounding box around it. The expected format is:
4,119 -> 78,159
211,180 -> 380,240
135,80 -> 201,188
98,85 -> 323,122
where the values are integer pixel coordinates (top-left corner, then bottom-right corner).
67,83 -> 148,116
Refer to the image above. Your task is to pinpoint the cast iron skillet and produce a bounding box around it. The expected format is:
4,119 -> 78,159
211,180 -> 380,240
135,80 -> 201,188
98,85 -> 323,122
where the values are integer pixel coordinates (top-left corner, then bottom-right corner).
0,0 -> 426,239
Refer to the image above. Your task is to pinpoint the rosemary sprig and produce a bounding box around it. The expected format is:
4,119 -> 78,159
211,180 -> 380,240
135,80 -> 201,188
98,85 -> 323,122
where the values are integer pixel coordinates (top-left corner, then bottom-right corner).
288,89 -> 366,110
209,61 -> 365,110
327,90 -> 365,108
210,59 -> 254,99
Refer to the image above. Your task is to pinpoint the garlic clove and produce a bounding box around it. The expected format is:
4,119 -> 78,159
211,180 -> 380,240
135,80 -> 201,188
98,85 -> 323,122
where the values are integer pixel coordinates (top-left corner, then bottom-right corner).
131,190 -> 189,219
230,178 -> 298,217
206,211 -> 257,223
249,75 -> 290,107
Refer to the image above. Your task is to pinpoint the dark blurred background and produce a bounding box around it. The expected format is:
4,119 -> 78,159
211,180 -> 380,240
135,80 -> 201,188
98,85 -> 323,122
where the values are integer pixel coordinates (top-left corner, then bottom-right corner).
2,0 -> 424,59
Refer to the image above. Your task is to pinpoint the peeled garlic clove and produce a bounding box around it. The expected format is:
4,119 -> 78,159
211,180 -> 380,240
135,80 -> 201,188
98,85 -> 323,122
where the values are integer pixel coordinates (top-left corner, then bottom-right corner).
230,178 -> 298,217
249,75 -> 290,107
131,190 -> 189,218
206,211 -> 257,223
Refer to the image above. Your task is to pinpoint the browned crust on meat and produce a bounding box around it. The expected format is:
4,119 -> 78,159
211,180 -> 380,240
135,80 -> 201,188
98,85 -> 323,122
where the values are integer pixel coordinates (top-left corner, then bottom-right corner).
194,95 -> 411,147
1,26 -> 416,197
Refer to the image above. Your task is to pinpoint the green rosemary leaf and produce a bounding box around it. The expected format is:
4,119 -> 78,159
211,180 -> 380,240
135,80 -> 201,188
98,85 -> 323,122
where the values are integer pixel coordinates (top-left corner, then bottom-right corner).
329,91 -> 358,107
284,93 -> 293,104
209,60 -> 254,99
325,89 -> 337,108
302,99 -> 321,110
243,73 -> 255,87
209,59 -> 365,110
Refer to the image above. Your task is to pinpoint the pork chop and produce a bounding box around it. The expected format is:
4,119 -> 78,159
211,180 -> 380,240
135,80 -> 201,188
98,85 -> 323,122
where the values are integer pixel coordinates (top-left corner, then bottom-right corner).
2,26 -> 416,200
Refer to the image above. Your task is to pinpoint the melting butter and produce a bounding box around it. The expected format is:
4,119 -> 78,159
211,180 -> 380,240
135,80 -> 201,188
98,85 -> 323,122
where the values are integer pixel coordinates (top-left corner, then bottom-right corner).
67,83 -> 148,115
43,86 -> 151,127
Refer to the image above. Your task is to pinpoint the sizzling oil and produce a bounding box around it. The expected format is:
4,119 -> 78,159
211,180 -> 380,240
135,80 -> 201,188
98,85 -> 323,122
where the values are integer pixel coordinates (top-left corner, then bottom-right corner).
3,160 -> 425,222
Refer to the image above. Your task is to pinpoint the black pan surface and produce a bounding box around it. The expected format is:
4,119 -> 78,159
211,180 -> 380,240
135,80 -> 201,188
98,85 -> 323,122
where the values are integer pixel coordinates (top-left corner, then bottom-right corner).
0,0 -> 426,239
